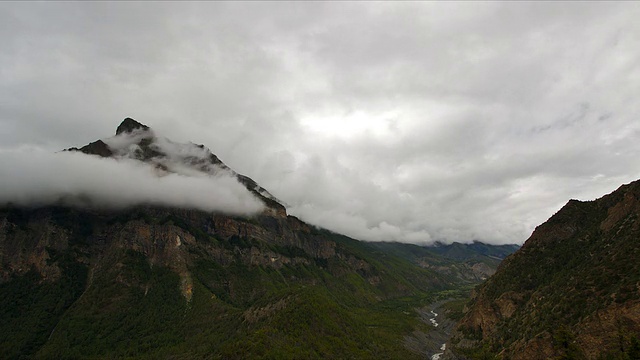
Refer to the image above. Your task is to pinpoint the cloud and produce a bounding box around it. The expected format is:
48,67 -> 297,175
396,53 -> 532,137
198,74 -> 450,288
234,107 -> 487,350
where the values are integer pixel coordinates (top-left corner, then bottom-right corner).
1,2 -> 640,244
0,147 -> 264,215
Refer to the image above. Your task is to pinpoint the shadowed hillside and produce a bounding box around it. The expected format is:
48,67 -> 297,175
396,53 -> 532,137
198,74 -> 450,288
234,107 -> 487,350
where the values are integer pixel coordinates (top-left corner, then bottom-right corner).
448,180 -> 640,359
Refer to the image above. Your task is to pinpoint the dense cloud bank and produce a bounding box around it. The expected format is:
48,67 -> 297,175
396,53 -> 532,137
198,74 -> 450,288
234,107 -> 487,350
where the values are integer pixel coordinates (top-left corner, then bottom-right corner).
2,2 -> 640,244
0,148 -> 264,215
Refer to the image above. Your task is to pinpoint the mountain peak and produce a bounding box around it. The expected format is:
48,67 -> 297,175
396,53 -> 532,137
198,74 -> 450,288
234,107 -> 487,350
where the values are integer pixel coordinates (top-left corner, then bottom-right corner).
71,117 -> 287,217
116,118 -> 149,135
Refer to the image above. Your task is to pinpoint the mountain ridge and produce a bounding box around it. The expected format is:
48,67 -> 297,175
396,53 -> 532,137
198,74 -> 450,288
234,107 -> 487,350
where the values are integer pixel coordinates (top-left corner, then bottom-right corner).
67,117 -> 286,217
447,179 -> 640,359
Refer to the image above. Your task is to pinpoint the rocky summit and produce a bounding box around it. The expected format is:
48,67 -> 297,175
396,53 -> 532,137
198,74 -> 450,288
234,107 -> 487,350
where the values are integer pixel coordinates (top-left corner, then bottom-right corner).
447,180 -> 640,359
68,118 -> 286,217
0,118 -> 513,359
115,117 -> 149,135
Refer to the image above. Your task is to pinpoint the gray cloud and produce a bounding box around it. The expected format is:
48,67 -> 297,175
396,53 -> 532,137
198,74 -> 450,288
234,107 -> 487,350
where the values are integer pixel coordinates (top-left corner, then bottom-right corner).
1,2 -> 640,244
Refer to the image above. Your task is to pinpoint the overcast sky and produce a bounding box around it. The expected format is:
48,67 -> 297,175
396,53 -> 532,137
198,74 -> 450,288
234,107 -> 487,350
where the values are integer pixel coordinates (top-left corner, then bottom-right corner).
1,2 -> 639,245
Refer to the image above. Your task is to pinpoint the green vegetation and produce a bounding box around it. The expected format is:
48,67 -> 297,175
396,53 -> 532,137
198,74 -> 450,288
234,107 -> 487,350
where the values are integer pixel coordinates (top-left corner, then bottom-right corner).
440,297 -> 468,322
0,206 -> 506,359
479,199 -> 640,349
3,252 -> 436,359
0,257 -> 87,359
369,240 -> 518,285
452,183 -> 640,358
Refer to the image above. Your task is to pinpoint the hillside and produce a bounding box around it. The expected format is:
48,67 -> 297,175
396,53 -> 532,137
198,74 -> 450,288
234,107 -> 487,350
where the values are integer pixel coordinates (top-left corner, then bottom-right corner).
0,205 -> 445,359
448,180 -> 640,359
0,118 -> 512,359
428,241 -> 520,262
370,241 -> 519,284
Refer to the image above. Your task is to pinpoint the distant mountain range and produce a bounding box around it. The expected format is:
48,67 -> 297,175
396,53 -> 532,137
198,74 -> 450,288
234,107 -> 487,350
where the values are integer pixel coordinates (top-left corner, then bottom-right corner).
447,180 -> 640,359
0,118 -> 518,359
370,241 -> 520,284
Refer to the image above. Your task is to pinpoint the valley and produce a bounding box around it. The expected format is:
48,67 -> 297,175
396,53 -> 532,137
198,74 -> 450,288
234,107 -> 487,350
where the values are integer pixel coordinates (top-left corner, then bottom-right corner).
3,3 -> 640,359
0,119 -> 517,359
6,118 -> 639,360
0,204 -> 509,359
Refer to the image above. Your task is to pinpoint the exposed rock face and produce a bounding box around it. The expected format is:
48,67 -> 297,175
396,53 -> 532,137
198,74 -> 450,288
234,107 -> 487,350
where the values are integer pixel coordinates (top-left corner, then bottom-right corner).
66,140 -> 114,158
448,180 -> 640,359
0,207 -> 344,316
0,209 -> 69,283
115,117 -> 149,135
0,206 -> 340,300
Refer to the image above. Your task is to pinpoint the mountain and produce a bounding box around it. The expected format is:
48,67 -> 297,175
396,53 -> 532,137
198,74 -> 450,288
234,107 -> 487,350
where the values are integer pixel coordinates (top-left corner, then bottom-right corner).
428,241 -> 520,262
370,241 -> 520,284
0,118 -> 512,359
66,117 -> 286,217
447,180 -> 640,359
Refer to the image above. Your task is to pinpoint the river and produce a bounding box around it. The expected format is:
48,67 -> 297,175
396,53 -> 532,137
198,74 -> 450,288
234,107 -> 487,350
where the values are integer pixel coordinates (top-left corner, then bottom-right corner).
403,299 -> 457,360
429,310 -> 447,360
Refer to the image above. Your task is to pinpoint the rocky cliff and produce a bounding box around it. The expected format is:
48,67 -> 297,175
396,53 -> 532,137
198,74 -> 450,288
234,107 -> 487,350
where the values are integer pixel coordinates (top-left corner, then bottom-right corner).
448,180 -> 640,359
0,205 -> 368,299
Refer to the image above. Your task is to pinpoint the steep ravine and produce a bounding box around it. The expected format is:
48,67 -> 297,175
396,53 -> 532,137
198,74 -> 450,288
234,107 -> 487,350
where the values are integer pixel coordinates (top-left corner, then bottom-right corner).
404,299 -> 459,359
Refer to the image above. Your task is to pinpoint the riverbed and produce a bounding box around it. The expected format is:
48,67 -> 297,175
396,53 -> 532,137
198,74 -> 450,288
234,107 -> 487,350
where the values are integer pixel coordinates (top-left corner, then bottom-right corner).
403,299 -> 458,359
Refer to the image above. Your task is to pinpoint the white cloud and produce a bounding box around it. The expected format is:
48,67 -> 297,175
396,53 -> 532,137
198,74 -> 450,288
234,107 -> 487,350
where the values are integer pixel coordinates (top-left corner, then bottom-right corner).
1,2 -> 640,244
0,148 -> 264,215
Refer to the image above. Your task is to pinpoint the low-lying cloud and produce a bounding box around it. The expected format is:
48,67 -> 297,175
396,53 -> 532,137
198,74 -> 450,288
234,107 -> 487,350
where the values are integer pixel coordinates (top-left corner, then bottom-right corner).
0,147 -> 265,214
